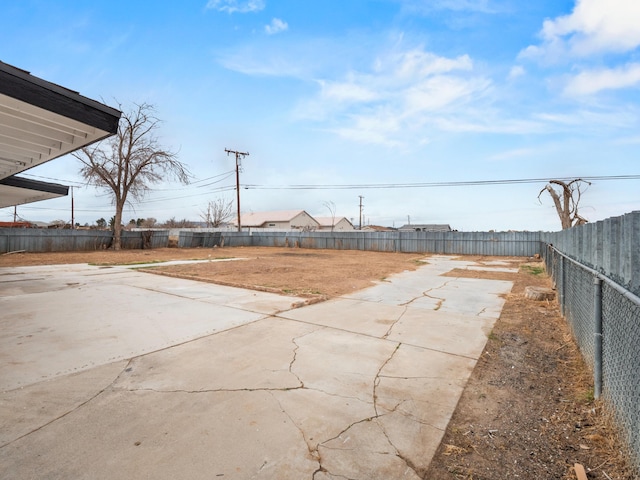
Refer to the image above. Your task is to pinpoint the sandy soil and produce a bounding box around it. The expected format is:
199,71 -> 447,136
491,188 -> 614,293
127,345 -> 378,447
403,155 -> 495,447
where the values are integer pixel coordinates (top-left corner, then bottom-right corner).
1,246 -> 635,479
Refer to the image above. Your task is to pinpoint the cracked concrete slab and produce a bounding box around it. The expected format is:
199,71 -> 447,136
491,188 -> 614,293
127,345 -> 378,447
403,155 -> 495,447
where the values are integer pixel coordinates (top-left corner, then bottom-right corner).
385,309 -> 495,357
0,255 -> 514,479
0,361 -> 128,447
0,265 -> 301,391
1,389 -> 319,479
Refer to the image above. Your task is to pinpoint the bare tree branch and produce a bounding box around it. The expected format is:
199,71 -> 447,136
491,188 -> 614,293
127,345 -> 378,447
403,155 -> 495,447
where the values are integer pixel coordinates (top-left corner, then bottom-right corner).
323,200 -> 337,232
201,198 -> 235,227
72,102 -> 191,250
538,179 -> 591,229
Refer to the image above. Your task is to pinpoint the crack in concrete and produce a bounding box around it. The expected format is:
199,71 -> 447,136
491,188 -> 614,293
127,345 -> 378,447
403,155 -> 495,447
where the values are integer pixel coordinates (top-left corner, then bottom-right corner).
399,279 -> 453,309
382,306 -> 408,340
373,343 -> 401,416
372,343 -> 424,478
0,360 -> 130,449
124,386 -> 305,394
312,467 -> 354,480
289,331 -> 314,389
375,417 -> 424,479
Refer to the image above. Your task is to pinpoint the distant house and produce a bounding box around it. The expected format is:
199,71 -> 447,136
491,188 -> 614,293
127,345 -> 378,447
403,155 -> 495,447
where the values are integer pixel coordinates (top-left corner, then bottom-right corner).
398,224 -> 452,232
361,225 -> 396,232
237,210 -> 320,230
315,216 -> 355,231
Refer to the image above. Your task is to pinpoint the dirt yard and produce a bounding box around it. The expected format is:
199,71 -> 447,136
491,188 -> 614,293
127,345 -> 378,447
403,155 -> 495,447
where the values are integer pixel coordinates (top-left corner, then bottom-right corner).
1,247 -> 635,479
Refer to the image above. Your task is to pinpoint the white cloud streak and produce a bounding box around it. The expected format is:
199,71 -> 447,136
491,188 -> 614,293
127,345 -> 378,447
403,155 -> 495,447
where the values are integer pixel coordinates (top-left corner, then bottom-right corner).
206,0 -> 265,14
265,18 -> 288,35
564,63 -> 640,95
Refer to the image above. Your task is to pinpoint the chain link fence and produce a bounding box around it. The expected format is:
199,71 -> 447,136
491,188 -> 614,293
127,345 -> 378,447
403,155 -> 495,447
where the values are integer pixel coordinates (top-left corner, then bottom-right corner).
544,244 -> 640,469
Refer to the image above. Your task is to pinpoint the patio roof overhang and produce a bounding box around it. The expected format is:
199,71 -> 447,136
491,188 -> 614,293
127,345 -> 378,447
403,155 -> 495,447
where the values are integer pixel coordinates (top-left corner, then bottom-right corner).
0,61 -> 120,208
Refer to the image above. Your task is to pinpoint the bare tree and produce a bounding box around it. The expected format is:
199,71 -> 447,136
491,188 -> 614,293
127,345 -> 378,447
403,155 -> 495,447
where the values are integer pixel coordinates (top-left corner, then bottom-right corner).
323,200 -> 337,232
73,103 -> 190,250
201,198 -> 235,227
538,179 -> 591,230
141,217 -> 157,228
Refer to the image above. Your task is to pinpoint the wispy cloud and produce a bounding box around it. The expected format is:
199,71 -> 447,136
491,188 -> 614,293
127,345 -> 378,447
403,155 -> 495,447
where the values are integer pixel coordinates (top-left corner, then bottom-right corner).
206,0 -> 265,14
296,47 -> 491,145
563,63 -> 640,96
489,148 -> 535,161
520,0 -> 640,60
508,65 -> 525,80
265,18 -> 288,35
399,0 -> 500,14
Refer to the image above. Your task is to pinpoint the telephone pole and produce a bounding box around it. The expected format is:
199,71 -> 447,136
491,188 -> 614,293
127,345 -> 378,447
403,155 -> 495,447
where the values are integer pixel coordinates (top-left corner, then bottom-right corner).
225,148 -> 249,232
71,186 -> 75,229
358,195 -> 364,230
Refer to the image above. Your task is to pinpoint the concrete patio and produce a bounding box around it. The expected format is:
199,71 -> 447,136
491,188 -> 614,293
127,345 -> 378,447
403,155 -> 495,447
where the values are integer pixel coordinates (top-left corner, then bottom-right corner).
0,255 -> 514,479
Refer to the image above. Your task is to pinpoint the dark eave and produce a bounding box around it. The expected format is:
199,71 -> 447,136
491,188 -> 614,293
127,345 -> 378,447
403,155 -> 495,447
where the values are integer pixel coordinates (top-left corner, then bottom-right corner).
0,175 -> 69,208
0,60 -> 121,208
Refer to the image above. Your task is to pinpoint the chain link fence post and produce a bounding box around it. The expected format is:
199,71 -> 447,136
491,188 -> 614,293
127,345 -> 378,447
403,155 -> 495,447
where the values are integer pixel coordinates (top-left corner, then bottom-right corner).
594,277 -> 603,400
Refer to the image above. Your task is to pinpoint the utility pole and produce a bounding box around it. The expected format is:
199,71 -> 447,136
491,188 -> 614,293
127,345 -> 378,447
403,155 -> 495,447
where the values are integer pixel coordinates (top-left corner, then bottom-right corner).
358,195 -> 364,230
225,148 -> 249,232
71,186 -> 75,229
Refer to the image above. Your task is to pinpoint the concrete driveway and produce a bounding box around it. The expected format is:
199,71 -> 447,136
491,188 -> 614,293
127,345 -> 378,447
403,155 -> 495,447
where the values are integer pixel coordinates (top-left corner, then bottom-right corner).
0,255 -> 514,479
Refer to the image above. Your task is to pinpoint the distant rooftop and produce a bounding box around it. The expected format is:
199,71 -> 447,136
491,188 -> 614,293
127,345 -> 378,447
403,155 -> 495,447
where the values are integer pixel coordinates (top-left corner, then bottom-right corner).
398,224 -> 452,232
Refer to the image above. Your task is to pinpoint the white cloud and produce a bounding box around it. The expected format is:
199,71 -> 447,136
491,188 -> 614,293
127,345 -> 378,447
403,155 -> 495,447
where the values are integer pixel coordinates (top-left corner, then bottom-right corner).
299,47 -> 489,145
403,75 -> 488,113
508,65 -> 525,80
319,80 -> 379,103
564,63 -> 640,95
206,0 -> 265,14
265,18 -> 288,35
521,0 -> 640,60
383,50 -> 473,78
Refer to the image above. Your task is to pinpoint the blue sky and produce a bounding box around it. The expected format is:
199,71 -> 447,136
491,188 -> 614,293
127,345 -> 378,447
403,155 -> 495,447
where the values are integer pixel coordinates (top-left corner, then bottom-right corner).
2,0 -> 639,231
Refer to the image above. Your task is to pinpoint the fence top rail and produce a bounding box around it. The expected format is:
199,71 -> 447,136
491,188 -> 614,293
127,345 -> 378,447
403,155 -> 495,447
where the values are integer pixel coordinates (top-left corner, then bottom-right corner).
546,243 -> 640,306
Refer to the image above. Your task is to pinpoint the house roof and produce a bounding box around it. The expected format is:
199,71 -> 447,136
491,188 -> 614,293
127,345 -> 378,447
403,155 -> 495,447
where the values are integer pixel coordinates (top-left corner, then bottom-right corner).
239,210 -> 317,227
398,224 -> 452,232
314,216 -> 353,227
0,61 -> 121,208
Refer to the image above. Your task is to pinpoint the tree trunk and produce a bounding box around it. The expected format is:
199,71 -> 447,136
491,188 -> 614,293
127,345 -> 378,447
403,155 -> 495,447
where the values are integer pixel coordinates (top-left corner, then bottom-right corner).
113,203 -> 124,250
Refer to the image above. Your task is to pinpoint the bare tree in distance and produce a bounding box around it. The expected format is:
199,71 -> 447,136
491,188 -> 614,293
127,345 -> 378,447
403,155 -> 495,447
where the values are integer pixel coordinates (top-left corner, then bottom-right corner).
73,103 -> 190,250
323,200 -> 337,232
201,198 -> 235,227
538,179 -> 591,230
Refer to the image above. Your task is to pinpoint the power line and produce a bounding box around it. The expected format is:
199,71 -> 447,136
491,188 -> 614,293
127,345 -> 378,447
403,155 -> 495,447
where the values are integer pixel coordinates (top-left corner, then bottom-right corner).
20,172 -> 87,186
244,174 -> 640,191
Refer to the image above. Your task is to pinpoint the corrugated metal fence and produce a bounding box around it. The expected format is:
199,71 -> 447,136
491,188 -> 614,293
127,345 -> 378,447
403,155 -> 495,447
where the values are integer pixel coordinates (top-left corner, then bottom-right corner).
542,211 -> 640,297
1,228 -> 542,256
0,229 -> 169,252
179,230 -> 542,256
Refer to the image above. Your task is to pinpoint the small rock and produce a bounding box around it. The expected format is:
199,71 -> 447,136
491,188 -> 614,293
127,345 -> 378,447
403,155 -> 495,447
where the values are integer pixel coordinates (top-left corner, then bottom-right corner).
524,286 -> 556,301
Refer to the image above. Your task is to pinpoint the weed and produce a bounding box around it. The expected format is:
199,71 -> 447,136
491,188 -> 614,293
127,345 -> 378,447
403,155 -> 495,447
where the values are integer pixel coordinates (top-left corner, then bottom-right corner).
520,264 -> 546,276
580,387 -> 595,403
